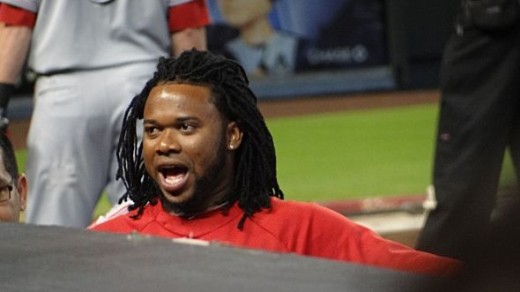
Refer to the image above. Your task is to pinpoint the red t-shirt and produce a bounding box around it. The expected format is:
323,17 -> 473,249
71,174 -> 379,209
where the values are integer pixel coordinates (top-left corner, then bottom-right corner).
90,197 -> 460,276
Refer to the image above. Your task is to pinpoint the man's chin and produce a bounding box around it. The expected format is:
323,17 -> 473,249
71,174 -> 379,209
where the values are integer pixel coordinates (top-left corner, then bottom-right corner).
160,193 -> 202,216
159,192 -> 190,213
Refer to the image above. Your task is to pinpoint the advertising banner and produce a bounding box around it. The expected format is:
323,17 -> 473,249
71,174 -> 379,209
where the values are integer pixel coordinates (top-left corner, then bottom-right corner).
206,0 -> 395,99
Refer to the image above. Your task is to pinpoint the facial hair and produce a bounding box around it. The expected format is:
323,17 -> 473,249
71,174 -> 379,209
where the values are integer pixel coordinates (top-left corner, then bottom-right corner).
159,134 -> 230,217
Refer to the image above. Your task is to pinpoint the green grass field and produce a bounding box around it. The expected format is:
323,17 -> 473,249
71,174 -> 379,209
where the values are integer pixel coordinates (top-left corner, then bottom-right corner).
14,103 -> 516,218
271,104 -> 439,201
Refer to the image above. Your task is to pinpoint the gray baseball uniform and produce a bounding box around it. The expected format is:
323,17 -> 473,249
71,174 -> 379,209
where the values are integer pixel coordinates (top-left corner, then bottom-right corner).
0,0 -> 208,227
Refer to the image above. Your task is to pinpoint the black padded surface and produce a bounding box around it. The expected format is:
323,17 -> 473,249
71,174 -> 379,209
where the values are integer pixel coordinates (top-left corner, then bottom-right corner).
0,223 -> 441,291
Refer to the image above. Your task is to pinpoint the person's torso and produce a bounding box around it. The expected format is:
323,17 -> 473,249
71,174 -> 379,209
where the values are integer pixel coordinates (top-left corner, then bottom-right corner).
27,0 -> 172,73
92,198 -> 322,254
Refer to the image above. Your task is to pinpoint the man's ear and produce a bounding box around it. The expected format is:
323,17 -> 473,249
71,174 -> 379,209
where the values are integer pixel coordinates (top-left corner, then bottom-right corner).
16,173 -> 28,212
227,121 -> 243,150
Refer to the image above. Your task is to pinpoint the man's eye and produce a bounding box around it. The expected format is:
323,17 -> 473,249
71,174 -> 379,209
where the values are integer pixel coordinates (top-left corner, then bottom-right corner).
144,126 -> 159,135
180,123 -> 195,132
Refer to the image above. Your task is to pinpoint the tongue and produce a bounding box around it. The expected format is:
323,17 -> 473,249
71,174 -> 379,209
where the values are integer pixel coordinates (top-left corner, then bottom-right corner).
161,168 -> 188,191
165,173 -> 185,185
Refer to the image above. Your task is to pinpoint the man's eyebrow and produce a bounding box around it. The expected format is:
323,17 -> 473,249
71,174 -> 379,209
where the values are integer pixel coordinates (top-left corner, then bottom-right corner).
175,116 -> 199,123
143,116 -> 199,124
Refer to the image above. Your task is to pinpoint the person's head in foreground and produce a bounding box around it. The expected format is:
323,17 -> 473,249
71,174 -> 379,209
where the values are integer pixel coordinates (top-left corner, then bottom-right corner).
0,133 -> 27,222
117,49 -> 283,228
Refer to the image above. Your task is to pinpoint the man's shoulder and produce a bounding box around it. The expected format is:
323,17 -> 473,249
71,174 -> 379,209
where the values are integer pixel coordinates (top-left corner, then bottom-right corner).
91,200 -> 134,226
88,203 -> 158,233
264,198 -> 357,229
270,198 -> 348,219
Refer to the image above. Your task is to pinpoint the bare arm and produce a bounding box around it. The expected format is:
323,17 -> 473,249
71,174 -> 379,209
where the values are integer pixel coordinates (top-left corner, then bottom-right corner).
0,23 -> 32,84
171,26 -> 207,57
0,24 -> 32,130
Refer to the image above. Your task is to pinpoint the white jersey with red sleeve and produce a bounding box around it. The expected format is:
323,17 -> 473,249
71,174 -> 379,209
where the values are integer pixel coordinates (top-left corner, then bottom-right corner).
0,0 -> 209,74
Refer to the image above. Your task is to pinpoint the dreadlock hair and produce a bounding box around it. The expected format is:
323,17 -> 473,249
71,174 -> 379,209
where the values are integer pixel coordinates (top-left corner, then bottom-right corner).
117,49 -> 284,229
0,133 -> 19,181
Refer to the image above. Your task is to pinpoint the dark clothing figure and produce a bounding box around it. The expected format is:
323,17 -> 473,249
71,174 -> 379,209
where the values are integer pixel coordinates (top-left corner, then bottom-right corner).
416,0 -> 520,260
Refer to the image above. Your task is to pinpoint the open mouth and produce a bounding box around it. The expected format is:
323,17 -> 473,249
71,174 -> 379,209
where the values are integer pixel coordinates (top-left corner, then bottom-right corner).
158,165 -> 189,192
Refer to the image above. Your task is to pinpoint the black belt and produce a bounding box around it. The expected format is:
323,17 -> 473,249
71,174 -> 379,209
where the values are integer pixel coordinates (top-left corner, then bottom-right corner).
457,0 -> 520,32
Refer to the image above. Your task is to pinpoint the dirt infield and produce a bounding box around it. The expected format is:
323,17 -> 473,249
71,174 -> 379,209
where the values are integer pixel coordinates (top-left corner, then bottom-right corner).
259,89 -> 439,118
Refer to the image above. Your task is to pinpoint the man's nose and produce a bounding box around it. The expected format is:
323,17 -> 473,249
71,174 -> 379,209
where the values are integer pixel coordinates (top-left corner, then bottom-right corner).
157,130 -> 181,153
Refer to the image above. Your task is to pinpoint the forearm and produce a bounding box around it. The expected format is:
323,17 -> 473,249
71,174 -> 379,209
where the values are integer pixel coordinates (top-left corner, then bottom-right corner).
0,24 -> 32,84
171,26 -> 207,57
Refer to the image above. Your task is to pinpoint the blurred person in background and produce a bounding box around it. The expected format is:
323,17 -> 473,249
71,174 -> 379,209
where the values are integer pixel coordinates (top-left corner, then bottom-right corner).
0,132 -> 27,222
416,0 -> 520,260
215,0 -> 306,77
0,0 -> 209,228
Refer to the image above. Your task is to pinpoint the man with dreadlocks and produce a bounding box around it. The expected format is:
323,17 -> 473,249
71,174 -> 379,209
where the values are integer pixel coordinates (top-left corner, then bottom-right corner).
90,49 -> 460,276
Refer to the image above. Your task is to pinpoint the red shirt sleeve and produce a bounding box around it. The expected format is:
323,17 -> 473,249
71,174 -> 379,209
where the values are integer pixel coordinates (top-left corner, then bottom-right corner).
0,3 -> 36,28
272,201 -> 462,276
168,0 -> 210,32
